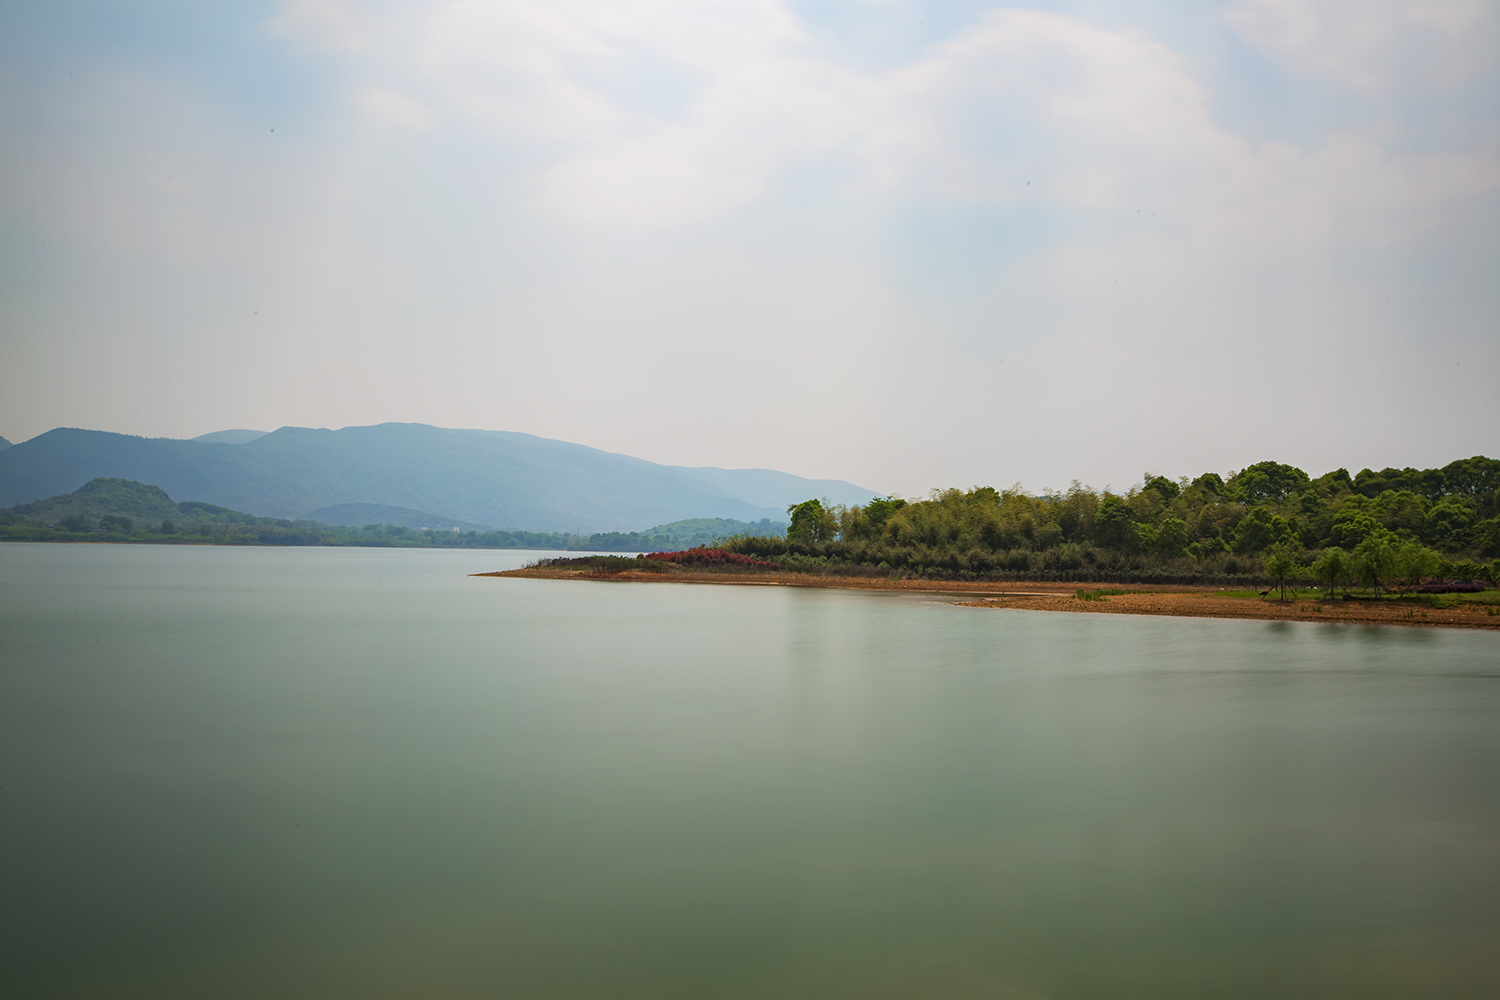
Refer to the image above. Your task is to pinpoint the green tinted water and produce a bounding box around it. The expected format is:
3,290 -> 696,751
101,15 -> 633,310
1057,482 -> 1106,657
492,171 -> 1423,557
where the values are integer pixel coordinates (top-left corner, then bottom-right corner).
1,544 -> 1497,998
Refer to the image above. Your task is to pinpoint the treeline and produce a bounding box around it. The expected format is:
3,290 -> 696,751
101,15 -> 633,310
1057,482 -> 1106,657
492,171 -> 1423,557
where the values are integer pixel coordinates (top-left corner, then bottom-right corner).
0,511 -> 579,549
585,518 -> 785,552
1,477 -> 788,552
0,513 -> 778,552
0,514 -> 776,553
716,457 -> 1500,586
0,514 -> 605,550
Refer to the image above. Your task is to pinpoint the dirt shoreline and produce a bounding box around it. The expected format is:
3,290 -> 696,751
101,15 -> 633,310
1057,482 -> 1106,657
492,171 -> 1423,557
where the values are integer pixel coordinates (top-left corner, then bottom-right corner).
478,568 -> 1500,630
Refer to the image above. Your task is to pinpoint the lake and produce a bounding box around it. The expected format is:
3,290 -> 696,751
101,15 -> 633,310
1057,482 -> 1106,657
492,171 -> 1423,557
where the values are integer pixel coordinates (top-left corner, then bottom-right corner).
2,543 -> 1497,998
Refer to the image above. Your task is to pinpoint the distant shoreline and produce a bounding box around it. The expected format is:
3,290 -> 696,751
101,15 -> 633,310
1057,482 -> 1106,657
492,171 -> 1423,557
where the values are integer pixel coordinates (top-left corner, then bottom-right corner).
480,567 -> 1500,630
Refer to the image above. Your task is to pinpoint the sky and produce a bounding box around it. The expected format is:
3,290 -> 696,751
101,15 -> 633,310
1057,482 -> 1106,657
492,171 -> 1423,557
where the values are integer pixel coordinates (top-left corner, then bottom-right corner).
1,0 -> 1496,496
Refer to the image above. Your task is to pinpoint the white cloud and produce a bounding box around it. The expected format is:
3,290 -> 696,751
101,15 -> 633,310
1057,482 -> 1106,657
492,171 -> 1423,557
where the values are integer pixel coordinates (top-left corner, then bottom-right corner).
1224,0 -> 1500,92
265,0 -> 1498,241
266,0 -> 377,52
357,87 -> 434,130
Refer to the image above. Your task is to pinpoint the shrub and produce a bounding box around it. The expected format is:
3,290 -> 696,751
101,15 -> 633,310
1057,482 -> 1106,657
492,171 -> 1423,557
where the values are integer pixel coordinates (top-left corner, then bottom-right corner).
644,548 -> 780,569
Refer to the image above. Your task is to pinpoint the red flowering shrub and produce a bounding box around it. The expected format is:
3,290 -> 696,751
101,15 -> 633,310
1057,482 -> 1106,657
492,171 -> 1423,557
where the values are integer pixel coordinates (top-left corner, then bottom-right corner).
645,548 -> 779,569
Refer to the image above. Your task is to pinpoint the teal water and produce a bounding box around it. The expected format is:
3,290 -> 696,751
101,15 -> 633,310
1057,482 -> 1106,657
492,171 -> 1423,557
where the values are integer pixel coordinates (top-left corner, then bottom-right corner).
1,543 -> 1497,998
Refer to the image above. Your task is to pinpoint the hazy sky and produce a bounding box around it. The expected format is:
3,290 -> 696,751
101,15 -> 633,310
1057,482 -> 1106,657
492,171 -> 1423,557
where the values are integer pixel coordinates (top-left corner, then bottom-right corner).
1,1 -> 1496,496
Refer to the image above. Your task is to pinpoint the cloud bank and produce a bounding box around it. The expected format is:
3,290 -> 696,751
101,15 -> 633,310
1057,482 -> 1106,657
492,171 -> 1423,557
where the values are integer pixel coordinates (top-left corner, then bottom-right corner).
1,0 -> 1495,495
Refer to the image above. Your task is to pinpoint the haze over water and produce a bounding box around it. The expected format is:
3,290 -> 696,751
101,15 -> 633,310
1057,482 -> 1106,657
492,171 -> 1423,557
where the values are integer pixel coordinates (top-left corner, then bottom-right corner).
2,544 -> 1497,998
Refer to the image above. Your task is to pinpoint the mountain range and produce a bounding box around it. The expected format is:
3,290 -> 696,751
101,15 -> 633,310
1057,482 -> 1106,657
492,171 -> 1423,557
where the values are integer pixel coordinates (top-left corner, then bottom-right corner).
0,423 -> 879,533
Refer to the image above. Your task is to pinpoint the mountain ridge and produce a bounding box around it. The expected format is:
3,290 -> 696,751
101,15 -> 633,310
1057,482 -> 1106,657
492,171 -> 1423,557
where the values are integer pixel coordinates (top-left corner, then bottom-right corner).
0,423 -> 879,533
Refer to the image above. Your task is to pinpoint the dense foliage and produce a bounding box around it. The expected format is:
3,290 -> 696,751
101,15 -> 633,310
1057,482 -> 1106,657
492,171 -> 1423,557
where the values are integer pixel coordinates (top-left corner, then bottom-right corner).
721,457 -> 1500,585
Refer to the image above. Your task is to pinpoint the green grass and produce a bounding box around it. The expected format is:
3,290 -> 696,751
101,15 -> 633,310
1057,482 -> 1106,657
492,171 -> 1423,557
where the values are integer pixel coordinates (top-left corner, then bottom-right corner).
1216,587 -> 1500,608
1075,588 -> 1152,602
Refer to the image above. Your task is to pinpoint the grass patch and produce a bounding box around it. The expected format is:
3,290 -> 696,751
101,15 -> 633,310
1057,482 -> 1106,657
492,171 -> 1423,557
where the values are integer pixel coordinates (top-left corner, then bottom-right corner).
1218,588 -> 1500,609
1075,588 -> 1147,602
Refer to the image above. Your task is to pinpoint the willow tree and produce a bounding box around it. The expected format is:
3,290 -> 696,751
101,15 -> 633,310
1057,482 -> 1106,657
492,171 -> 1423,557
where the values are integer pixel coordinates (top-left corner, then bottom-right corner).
1264,543 -> 1302,600
1313,546 -> 1350,599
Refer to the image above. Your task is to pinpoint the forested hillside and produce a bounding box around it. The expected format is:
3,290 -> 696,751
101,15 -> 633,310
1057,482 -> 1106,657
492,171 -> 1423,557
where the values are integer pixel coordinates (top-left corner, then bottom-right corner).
723,457 -> 1500,585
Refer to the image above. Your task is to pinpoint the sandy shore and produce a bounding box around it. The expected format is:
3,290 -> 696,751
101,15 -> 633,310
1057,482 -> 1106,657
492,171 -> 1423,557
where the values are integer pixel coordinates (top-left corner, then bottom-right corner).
954,591 -> 1500,629
478,567 -> 1500,630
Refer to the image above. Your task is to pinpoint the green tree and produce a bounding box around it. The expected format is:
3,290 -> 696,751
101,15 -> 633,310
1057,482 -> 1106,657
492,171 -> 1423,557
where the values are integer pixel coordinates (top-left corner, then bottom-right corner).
1143,475 -> 1180,502
1093,495 -> 1135,548
857,496 -> 907,539
1393,542 -> 1439,593
1423,498 -> 1475,551
1191,472 -> 1225,496
1312,546 -> 1350,598
1352,534 -> 1395,594
786,499 -> 837,544
1328,508 -> 1380,549
1264,543 -> 1302,600
1232,461 -> 1310,503
1475,517 -> 1500,558
1234,506 -> 1294,554
1155,516 -> 1190,556
1375,490 -> 1428,536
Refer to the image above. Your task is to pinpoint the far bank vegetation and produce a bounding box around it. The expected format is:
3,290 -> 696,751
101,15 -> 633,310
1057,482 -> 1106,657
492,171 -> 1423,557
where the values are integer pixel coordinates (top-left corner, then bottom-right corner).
707,457 -> 1500,590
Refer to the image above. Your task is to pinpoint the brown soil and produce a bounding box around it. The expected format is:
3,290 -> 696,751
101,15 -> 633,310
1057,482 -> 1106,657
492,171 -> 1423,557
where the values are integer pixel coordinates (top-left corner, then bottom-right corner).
956,591 -> 1500,629
477,567 -> 1500,630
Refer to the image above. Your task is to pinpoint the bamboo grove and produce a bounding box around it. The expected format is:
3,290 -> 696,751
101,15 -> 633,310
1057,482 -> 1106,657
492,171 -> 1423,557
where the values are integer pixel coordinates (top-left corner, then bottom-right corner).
720,457 -> 1500,587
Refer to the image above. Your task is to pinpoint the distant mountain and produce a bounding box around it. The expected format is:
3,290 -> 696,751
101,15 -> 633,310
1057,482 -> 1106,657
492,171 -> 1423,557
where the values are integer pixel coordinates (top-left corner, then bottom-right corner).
0,436 -> 11,451
305,503 -> 489,532
192,429 -> 269,445
0,423 -> 881,533
0,477 -> 286,530
676,467 -> 876,510
4,477 -> 183,525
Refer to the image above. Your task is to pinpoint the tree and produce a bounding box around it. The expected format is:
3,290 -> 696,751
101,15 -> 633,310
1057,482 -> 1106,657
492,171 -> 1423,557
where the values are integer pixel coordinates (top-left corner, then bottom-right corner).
1393,542 -> 1439,594
1328,508 -> 1380,549
1264,543 -> 1302,600
1155,516 -> 1190,556
1234,506 -> 1294,554
1313,546 -> 1350,598
1232,462 -> 1310,503
786,499 -> 837,544
1191,472 -> 1225,496
1423,498 -> 1476,551
1352,534 -> 1395,594
1375,490 -> 1428,536
1093,495 -> 1135,548
1143,475 -> 1180,502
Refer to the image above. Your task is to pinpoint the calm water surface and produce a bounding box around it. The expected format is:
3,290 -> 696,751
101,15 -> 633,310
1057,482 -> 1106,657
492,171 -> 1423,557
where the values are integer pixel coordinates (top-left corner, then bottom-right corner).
2,543 -> 1497,998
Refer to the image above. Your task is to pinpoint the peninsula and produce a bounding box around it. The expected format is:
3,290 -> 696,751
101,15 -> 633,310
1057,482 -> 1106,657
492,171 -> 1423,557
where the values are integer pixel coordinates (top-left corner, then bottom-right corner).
483,455 -> 1500,630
